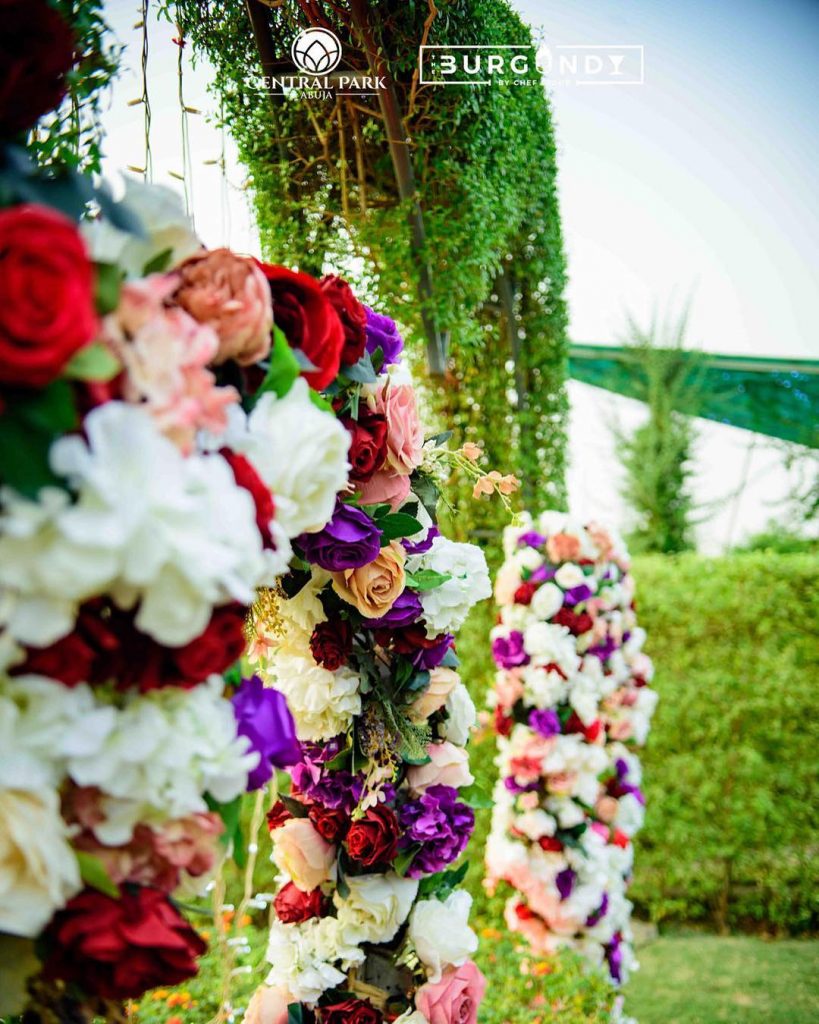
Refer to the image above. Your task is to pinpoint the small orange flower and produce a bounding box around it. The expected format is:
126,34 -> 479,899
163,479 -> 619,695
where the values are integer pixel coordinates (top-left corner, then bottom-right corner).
480,927 -> 502,940
166,1016 -> 183,1024
151,990 -> 170,1002
239,913 -> 253,927
472,476 -> 494,499
461,442 -> 482,461
498,474 -> 520,495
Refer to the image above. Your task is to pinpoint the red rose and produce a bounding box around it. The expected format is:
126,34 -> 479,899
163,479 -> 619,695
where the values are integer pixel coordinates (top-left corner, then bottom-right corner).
171,603 -> 247,685
320,275 -> 367,367
319,998 -> 382,1024
221,449 -> 276,548
43,887 -> 206,1000
514,901 -> 536,921
261,264 -> 344,391
0,0 -> 75,137
310,619 -> 353,671
612,829 -> 630,849
340,408 -> 388,482
494,705 -> 513,737
267,800 -> 293,832
513,581 -> 538,605
308,804 -> 348,843
538,836 -> 564,853
0,205 -> 99,388
273,881 -> 326,924
553,606 -> 593,636
583,719 -> 603,742
344,804 -> 399,868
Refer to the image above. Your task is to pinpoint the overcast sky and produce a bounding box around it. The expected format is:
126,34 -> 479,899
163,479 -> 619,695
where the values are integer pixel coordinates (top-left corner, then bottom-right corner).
98,0 -> 817,548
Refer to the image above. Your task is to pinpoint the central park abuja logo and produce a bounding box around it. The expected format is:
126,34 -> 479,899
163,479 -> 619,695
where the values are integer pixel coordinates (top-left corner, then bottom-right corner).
248,26 -> 386,98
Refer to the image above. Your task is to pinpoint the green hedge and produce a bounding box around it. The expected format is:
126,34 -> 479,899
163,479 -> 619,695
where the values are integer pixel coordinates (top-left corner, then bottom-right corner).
629,551 -> 819,933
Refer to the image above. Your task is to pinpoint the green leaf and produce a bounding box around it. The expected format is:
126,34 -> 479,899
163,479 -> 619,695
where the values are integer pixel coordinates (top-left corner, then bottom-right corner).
63,342 -> 121,382
393,845 -> 420,878
342,352 -> 378,384
279,794 -> 310,818
254,325 -> 299,403
405,569 -> 452,591
141,246 -> 174,275
413,472 -> 441,520
459,783 -> 493,809
0,380 -> 77,497
205,794 -> 247,867
309,388 -> 333,413
287,1004 -> 306,1024
379,512 -> 423,543
75,850 -> 120,899
417,860 -> 469,900
94,261 -> 123,315
425,430 -> 453,446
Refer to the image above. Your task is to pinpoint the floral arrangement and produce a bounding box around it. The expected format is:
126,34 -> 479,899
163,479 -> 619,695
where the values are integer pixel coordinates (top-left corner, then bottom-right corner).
0,5 -> 361,1013
241,289 -> 498,1024
484,511 -> 657,986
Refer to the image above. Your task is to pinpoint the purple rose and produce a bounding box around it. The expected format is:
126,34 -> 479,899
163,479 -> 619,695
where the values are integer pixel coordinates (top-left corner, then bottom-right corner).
491,630 -> 529,669
411,632 -> 454,670
529,708 -> 561,738
605,933 -> 624,983
587,635 -> 618,662
298,500 -> 382,571
518,530 -> 547,549
403,525 -> 439,556
368,589 -> 423,628
563,583 -> 595,606
529,564 -> 556,583
504,776 -> 539,794
398,784 -> 474,877
365,306 -> 404,365
231,676 -> 301,790
586,892 -> 609,927
555,867 -> 576,901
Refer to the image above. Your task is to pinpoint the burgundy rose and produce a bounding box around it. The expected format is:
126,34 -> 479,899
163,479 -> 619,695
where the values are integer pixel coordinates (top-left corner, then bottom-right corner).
273,881 -> 326,924
42,887 -> 206,1000
513,581 -> 538,605
344,804 -> 399,868
553,606 -> 594,636
266,801 -> 292,832
261,264 -> 344,391
319,998 -> 382,1024
0,205 -> 98,388
310,618 -> 353,671
221,448 -> 276,547
340,407 -> 389,482
321,275 -> 367,366
494,706 -> 513,737
0,0 -> 75,137
308,804 -> 349,843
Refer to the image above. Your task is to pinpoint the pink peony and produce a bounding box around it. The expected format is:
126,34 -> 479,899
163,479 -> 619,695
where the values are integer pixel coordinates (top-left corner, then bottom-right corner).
375,381 -> 424,475
173,248 -> 273,366
416,960 -> 486,1024
355,466 -> 412,510
153,812 -> 224,877
407,741 -> 474,794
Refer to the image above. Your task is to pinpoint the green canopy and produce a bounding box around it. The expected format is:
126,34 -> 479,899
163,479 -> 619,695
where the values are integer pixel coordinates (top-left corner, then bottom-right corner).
568,345 -> 819,448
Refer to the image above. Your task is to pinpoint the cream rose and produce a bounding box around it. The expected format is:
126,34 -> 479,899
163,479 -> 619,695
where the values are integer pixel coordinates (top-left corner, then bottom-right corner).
331,540 -> 405,618
271,818 -> 336,892
409,890 -> 478,983
0,787 -> 81,938
335,872 -> 418,946
409,666 -> 461,722
407,742 -> 474,794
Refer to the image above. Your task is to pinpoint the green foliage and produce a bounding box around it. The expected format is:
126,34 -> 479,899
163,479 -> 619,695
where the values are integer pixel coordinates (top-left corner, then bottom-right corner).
168,0 -> 569,514
615,311 -> 706,553
733,522 -> 818,556
29,1 -> 122,172
630,551 -> 819,933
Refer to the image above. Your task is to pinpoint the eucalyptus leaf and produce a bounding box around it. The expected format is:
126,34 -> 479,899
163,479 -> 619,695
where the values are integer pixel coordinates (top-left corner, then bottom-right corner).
342,352 -> 378,383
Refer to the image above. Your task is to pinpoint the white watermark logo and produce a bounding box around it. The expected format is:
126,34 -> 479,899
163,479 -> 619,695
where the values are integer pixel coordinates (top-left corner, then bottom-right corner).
419,43 -> 644,87
291,27 -> 343,75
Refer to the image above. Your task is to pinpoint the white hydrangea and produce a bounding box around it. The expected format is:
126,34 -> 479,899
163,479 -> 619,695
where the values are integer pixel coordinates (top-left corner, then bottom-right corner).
522,622 -> 578,673
409,890 -> 478,982
264,919 -> 347,1006
416,536 -> 491,637
0,402 -> 273,647
522,664 -> 569,709
268,653 -> 360,741
232,379 -> 351,537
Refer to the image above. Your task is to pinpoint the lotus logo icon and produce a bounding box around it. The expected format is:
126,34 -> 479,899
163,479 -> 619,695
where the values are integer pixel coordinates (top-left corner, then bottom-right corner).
291,27 -> 343,75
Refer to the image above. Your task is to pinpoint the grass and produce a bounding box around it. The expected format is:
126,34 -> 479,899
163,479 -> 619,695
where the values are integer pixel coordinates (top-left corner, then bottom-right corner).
626,934 -> 819,1024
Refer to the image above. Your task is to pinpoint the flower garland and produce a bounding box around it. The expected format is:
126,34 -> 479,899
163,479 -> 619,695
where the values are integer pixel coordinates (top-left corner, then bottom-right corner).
485,511 -> 657,986
242,292 -> 498,1024
0,12 -> 363,1009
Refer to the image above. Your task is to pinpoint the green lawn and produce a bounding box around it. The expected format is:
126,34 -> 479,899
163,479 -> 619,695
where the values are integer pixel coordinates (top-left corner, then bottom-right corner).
625,935 -> 819,1024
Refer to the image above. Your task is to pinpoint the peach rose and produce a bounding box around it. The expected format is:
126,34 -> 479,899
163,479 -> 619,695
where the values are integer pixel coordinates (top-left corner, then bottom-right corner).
595,795 -> 619,823
505,899 -> 559,954
242,985 -> 292,1024
409,666 -> 460,721
495,669 -> 524,707
355,467 -> 412,510
270,818 -> 335,892
546,532 -> 581,563
407,741 -> 474,794
331,540 -> 405,618
493,560 -> 522,606
416,960 -> 486,1024
174,248 -> 273,365
376,382 -> 424,475
587,521 -> 614,559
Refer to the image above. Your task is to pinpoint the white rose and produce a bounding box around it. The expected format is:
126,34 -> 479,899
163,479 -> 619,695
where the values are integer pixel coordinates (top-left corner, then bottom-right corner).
521,665 -> 568,709
537,510 -> 568,536
418,537 -> 491,637
241,380 -> 351,537
513,809 -> 557,841
554,562 -> 587,590
0,787 -> 81,937
335,872 -> 418,946
393,1012 -> 430,1024
530,582 -> 564,620
515,547 -> 543,572
440,683 -> 477,746
409,890 -> 478,982
522,622 -> 577,671
614,792 -> 646,837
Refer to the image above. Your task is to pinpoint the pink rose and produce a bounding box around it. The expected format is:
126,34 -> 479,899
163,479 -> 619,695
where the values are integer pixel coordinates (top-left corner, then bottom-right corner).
242,985 -> 293,1024
154,812 -> 224,877
375,382 -> 424,475
271,818 -> 336,892
407,742 -> 474,794
355,466 -> 412,510
173,248 -> 273,365
416,960 -> 486,1024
